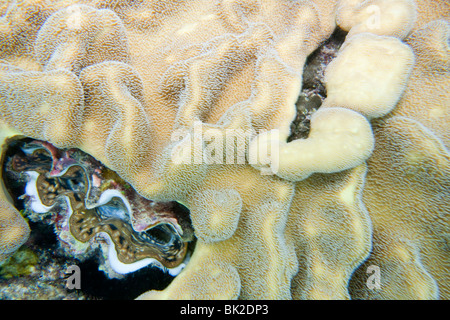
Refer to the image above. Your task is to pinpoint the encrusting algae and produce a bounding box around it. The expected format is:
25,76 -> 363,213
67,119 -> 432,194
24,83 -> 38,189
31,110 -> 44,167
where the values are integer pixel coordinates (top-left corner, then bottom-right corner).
0,0 -> 448,300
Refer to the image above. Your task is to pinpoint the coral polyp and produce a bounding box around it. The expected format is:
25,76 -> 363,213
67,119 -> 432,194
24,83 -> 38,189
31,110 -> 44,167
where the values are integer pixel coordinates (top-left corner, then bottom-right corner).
2,137 -> 194,278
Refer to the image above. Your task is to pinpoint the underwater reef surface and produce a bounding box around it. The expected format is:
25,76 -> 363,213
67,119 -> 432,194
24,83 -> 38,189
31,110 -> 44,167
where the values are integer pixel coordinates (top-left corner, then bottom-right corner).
0,0 -> 448,299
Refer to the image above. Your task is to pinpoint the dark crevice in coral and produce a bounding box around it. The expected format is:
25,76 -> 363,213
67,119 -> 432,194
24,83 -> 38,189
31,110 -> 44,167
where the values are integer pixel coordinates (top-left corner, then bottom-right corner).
302,27 -> 347,98
288,27 -> 348,142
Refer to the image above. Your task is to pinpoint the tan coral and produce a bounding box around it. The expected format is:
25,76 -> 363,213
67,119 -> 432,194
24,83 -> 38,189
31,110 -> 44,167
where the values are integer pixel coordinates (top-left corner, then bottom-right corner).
343,18 -> 450,300
391,20 -> 450,148
0,63 -> 84,148
34,4 -> 129,74
189,188 -> 242,243
0,0 -> 449,300
0,0 -> 332,300
78,61 -> 155,180
0,0 -> 71,68
348,116 -> 449,299
138,253 -> 241,300
139,166 -> 298,299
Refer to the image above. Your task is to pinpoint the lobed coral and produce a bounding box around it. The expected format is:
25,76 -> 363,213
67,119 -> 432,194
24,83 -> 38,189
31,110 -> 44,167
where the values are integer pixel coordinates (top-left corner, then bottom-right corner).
0,0 -> 448,300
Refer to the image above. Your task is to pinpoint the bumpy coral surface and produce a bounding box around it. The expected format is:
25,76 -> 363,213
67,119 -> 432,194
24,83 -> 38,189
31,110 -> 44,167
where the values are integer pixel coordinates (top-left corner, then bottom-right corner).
0,0 -> 448,299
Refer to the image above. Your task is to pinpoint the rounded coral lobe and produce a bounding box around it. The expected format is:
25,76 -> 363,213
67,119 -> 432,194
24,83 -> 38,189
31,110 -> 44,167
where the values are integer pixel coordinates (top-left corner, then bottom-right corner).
1,137 -> 194,278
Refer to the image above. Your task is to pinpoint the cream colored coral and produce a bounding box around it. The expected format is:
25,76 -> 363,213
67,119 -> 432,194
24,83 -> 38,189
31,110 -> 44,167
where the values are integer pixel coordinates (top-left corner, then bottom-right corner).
346,18 -> 450,300
249,107 -> 374,181
0,0 -> 70,68
347,20 -> 449,299
249,22 -> 415,182
78,61 -> 154,180
287,164 -> 372,299
323,32 -> 415,118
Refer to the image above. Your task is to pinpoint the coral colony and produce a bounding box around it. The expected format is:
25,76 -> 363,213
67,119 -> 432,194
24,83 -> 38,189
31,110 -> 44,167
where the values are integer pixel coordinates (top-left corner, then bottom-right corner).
0,0 -> 449,299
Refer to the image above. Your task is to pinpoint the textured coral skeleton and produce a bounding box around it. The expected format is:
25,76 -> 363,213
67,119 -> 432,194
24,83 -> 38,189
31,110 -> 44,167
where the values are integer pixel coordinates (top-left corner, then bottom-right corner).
0,0 -> 448,299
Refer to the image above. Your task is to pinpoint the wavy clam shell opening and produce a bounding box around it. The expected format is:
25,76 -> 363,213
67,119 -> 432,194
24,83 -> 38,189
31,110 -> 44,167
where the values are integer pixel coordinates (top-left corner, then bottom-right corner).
1,136 -> 195,297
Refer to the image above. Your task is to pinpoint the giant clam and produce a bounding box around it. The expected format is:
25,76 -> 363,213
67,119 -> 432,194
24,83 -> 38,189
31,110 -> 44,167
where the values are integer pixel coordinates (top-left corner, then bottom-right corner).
1,136 -> 195,280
